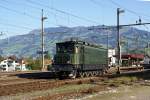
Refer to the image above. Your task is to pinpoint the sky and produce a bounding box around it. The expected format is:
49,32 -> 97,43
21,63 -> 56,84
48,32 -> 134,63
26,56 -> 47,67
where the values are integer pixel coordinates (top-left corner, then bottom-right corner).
0,0 -> 150,38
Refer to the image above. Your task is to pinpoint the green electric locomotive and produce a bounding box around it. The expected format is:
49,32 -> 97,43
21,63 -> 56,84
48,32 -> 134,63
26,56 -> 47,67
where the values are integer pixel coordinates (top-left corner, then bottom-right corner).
52,39 -> 108,78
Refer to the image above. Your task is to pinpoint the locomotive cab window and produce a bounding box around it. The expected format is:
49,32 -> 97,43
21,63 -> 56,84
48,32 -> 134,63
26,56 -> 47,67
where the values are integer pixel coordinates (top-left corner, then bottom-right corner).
56,43 -> 75,53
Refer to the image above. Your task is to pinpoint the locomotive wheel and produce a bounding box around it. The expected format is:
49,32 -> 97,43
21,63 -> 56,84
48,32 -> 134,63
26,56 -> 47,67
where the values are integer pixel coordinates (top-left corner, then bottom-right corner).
85,72 -> 90,77
102,71 -> 105,75
79,72 -> 85,78
90,72 -> 94,77
95,71 -> 98,76
69,71 -> 77,79
89,72 -> 92,76
97,71 -> 100,76
70,74 -> 76,79
102,68 -> 108,75
93,71 -> 96,76
98,71 -> 102,76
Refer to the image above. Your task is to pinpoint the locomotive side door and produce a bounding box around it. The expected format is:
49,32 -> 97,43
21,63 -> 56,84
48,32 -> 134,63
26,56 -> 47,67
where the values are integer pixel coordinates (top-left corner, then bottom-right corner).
75,45 -> 79,66
81,45 -> 84,70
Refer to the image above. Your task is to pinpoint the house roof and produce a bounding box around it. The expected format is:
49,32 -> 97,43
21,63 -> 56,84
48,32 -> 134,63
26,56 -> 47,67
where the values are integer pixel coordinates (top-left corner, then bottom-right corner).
122,54 -> 144,59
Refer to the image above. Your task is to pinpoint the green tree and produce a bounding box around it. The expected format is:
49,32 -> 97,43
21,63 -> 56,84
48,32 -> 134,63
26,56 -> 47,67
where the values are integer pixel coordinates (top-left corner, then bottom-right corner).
0,55 -> 4,62
45,52 -> 51,59
26,58 -> 42,70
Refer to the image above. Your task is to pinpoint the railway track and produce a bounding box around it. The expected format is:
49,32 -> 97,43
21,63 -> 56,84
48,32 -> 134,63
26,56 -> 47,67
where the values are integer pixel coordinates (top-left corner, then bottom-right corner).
0,71 -> 46,77
0,69 -> 149,97
0,77 -> 103,96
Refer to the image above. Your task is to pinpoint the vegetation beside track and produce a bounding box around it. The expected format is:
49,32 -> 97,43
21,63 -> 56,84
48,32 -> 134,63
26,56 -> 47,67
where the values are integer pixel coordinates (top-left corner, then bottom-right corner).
0,70 -> 150,100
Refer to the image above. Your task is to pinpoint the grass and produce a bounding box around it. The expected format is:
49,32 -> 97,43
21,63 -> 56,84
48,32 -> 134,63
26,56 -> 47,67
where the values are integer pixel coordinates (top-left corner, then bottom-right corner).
83,85 -> 150,100
80,76 -> 150,100
0,84 -> 97,100
0,76 -> 147,100
102,76 -> 138,87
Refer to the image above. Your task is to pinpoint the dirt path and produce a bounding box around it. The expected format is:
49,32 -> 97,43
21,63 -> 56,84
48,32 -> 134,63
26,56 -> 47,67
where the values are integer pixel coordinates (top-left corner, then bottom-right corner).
81,85 -> 150,100
31,77 -> 150,100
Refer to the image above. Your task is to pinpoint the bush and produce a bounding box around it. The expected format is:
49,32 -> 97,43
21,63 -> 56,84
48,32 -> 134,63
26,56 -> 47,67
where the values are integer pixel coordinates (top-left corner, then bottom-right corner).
26,58 -> 42,70
47,64 -> 52,70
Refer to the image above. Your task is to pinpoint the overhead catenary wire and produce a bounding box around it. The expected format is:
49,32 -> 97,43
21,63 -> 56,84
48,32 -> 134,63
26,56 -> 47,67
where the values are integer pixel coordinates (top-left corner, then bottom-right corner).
15,0 -> 96,26
0,0 -> 40,32
90,0 -> 150,23
89,0 -> 105,25
26,0 -> 100,25
2,0 -> 80,27
108,0 -> 150,22
0,4 -> 39,20
0,22 -> 33,30
2,0 -> 41,11
89,0 -> 106,8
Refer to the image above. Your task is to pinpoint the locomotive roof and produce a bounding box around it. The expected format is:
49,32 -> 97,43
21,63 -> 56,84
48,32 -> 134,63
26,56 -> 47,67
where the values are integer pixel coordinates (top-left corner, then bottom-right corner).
57,40 -> 104,48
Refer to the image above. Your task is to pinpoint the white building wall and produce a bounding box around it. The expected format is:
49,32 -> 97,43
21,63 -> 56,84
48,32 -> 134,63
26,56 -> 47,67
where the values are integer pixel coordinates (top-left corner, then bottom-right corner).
144,57 -> 150,64
108,49 -> 116,66
0,59 -> 27,72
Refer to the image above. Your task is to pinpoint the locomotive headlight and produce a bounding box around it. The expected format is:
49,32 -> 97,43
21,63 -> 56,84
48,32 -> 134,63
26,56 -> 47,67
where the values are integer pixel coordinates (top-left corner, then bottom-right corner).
67,61 -> 70,64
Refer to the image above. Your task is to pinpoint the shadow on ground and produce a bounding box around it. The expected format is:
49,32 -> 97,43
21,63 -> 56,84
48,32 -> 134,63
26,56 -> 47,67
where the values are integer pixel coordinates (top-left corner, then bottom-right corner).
15,71 -> 56,79
110,69 -> 150,80
15,69 -> 150,80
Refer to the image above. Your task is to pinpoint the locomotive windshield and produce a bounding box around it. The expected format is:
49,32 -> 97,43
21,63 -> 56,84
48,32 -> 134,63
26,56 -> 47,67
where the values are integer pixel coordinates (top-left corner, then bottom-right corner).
56,43 -> 74,53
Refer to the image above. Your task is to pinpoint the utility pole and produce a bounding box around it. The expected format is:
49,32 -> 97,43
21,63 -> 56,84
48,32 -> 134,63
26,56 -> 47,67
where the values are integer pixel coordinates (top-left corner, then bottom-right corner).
117,8 -> 125,68
148,42 -> 150,56
89,10 -> 150,68
41,9 -> 47,71
107,30 -> 109,66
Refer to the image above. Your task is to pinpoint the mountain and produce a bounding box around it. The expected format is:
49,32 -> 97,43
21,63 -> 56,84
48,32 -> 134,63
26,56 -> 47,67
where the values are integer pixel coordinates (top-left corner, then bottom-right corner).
0,25 -> 149,58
